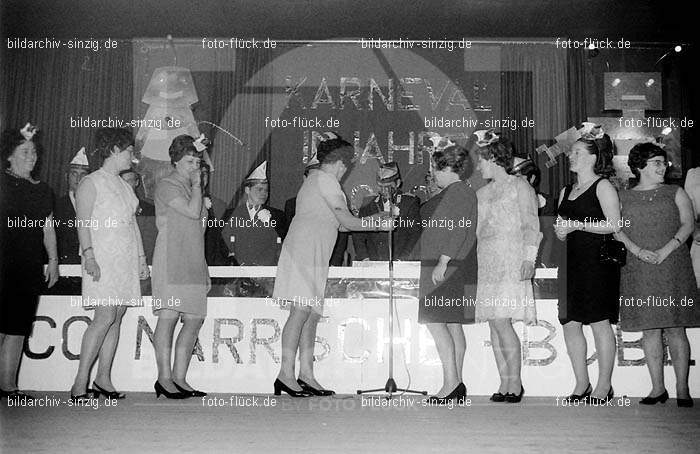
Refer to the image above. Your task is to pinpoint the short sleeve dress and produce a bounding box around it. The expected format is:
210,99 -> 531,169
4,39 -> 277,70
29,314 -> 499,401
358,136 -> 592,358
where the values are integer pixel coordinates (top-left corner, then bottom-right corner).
475,175 -> 541,323
81,169 -> 142,308
557,178 -> 620,325
418,181 -> 478,324
0,172 -> 53,336
619,185 -> 700,331
273,169 -> 344,314
152,171 -> 209,316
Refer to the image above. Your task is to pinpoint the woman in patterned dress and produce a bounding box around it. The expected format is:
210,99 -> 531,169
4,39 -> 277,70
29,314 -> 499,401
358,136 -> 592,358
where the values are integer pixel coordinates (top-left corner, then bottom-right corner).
70,128 -> 149,400
475,137 -> 541,403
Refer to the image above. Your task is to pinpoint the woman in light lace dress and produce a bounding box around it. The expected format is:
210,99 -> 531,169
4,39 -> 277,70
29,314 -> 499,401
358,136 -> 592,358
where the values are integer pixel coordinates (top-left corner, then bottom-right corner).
475,137 -> 541,403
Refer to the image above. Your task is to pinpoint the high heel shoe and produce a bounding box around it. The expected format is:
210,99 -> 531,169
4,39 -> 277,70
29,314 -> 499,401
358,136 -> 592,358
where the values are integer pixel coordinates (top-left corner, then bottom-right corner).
427,383 -> 466,405
490,392 -> 506,403
588,387 -> 614,405
677,397 -> 694,408
154,381 -> 188,399
70,389 -> 93,402
92,382 -> 125,400
297,378 -> 335,396
639,390 -> 668,405
565,383 -> 592,403
505,386 -> 524,403
274,378 -> 312,397
173,382 -> 207,397
1,388 -> 35,401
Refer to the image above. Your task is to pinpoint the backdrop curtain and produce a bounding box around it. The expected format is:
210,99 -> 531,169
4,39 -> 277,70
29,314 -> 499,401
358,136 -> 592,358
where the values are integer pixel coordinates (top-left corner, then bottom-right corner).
2,45 -> 133,194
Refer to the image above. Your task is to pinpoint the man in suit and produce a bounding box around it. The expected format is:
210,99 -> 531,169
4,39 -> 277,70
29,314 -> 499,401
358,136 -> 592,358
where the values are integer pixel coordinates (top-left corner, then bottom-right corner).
54,147 -> 90,264
354,162 -> 421,261
221,161 -> 287,266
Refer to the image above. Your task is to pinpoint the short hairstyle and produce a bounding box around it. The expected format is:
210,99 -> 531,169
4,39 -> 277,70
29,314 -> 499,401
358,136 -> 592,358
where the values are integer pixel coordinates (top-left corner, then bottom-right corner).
628,142 -> 666,179
317,134 -> 355,168
576,134 -> 615,178
303,162 -> 321,177
433,145 -> 472,180
477,137 -> 515,173
169,135 -> 202,166
88,128 -> 134,170
1,128 -> 37,169
243,179 -> 268,189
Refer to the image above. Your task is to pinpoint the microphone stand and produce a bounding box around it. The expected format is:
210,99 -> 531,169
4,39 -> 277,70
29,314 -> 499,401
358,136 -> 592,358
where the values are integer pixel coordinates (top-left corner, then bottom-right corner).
357,188 -> 427,399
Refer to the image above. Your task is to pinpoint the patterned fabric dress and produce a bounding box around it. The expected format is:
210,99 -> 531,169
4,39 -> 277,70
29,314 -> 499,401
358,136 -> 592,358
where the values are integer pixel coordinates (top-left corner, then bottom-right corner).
81,168 -> 141,308
475,175 -> 541,323
619,185 -> 700,330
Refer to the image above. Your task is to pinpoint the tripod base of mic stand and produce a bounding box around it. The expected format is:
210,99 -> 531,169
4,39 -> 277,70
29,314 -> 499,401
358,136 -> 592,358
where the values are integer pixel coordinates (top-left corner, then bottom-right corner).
356,378 -> 427,399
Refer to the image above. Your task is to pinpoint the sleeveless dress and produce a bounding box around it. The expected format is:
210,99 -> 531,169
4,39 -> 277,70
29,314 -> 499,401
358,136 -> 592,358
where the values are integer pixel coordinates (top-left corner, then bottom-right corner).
619,185 -> 700,330
0,173 -> 53,335
475,175 -> 541,323
273,169 -> 344,315
152,172 -> 209,316
81,169 -> 141,308
557,178 -> 620,325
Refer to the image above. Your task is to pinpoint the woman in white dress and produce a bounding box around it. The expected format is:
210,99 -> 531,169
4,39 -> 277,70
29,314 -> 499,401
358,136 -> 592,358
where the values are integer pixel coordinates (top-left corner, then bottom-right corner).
475,136 -> 541,403
70,128 -> 149,400
272,132 -> 391,396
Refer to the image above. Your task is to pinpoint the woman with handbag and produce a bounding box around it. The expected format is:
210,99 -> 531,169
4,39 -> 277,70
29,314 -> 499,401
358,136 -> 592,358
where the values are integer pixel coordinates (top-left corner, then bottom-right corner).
615,142 -> 699,407
553,124 -> 621,404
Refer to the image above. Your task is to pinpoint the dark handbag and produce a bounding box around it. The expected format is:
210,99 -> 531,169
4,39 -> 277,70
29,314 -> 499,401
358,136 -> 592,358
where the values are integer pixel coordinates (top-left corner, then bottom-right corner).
599,235 -> 627,266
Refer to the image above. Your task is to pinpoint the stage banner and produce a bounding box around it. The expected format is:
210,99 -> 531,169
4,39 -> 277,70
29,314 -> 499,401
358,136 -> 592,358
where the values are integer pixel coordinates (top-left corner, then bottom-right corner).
20,295 -> 700,397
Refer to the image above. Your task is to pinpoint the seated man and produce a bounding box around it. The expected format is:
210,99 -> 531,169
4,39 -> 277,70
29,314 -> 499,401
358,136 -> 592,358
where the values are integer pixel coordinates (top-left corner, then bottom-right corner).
354,162 -> 421,261
54,147 -> 90,264
221,161 -> 287,266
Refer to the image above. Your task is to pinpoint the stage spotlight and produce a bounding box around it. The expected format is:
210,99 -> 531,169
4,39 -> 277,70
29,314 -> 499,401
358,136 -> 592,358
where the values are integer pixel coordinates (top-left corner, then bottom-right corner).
661,127 -> 672,135
645,78 -> 655,87
674,45 -> 682,52
611,78 -> 621,87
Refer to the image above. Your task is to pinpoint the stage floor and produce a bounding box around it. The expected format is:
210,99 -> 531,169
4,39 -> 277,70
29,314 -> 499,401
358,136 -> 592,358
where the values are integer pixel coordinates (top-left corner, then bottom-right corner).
2,393 -> 699,453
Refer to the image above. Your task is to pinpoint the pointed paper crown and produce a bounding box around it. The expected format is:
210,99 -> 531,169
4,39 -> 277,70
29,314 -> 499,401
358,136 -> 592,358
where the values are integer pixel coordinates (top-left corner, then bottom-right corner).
69,147 -> 89,167
246,161 -> 267,181
425,132 -> 456,150
377,162 -> 401,184
473,129 -> 500,147
319,131 -> 339,142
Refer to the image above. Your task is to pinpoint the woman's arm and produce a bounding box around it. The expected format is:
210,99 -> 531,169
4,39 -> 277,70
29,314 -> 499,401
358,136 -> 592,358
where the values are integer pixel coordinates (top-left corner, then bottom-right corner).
554,187 -> 568,241
75,177 -> 100,281
42,213 -> 59,287
653,187 -> 695,264
583,179 -> 621,234
133,215 -> 149,279
517,182 -> 542,279
166,185 -> 203,220
321,186 -> 390,231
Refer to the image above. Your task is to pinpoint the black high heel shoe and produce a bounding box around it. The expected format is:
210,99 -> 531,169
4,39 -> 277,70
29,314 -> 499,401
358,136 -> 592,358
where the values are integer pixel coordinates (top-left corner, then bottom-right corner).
70,389 -> 93,402
1,389 -> 35,401
274,378 -> 312,397
588,387 -> 614,405
505,386 -> 524,403
297,378 -> 335,396
565,383 -> 592,403
490,392 -> 506,403
92,382 -> 125,400
677,397 -> 694,407
173,382 -> 207,397
154,381 -> 188,399
639,390 -> 668,405
427,383 -> 466,405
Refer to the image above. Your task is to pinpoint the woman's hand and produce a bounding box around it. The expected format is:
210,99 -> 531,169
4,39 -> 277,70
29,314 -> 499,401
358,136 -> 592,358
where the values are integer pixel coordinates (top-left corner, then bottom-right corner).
520,260 -> 535,280
139,256 -> 150,279
84,257 -> 101,281
651,245 -> 673,265
206,277 -> 212,294
638,249 -> 660,264
553,216 -> 575,240
45,260 -> 59,288
190,168 -> 201,187
431,262 -> 447,285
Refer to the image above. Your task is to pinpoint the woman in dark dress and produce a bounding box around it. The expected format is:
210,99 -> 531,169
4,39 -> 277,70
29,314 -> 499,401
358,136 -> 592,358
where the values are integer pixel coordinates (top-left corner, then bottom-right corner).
418,145 -> 478,403
554,124 -> 621,404
0,124 -> 59,399
616,143 -> 699,407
